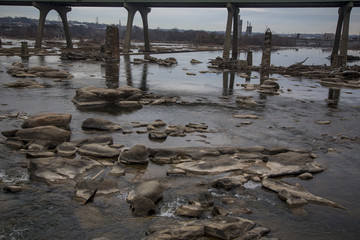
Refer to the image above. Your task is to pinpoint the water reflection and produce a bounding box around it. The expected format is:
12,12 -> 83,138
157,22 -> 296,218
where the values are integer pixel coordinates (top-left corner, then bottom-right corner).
103,62 -> 120,89
124,55 -> 133,87
140,63 -> 149,92
222,71 -> 235,96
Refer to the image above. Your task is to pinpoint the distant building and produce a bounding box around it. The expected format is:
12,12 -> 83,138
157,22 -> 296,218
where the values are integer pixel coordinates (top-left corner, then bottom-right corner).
238,15 -> 243,37
245,21 -> 252,36
323,33 -> 335,41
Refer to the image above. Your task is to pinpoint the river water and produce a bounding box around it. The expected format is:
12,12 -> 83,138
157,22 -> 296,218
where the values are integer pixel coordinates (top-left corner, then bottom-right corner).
0,46 -> 360,240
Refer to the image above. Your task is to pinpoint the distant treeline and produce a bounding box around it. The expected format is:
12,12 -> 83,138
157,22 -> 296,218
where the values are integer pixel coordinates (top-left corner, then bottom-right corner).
0,16 -> 296,46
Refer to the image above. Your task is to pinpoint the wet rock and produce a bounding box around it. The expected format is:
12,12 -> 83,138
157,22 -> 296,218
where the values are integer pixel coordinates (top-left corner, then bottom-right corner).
5,79 -> 49,88
239,226 -> 270,240
109,163 -> 126,176
56,142 -> 77,157
27,140 -> 51,151
186,123 -> 208,130
194,190 -> 214,207
120,145 -> 149,164
116,101 -> 142,108
71,135 -> 113,147
233,114 -> 259,119
204,217 -> 256,239
236,96 -> 257,107
21,113 -> 72,130
82,118 -> 122,131
148,130 -> 167,140
211,176 -> 247,190
126,180 -> 163,203
262,178 -> 346,209
166,167 -> 186,175
78,144 -> 120,158
211,206 -> 228,217
3,185 -> 24,193
144,218 -> 204,240
315,120 -> 331,125
74,179 -> 119,204
298,172 -> 313,180
175,155 -> 248,175
5,139 -> 24,149
1,129 -> 18,138
131,195 -> 156,216
16,126 -> 71,144
38,71 -> 73,79
241,83 -> 259,90
151,119 -> 166,127
190,59 -> 202,64
175,204 -> 205,218
26,151 -> 55,158
72,86 -> 142,107
165,125 -> 187,137
29,157 -> 101,183
258,80 -> 280,94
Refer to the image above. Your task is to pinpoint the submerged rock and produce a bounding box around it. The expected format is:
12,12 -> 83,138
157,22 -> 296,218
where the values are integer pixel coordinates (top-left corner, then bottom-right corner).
130,196 -> 156,216
4,79 -> 49,88
82,118 -> 122,131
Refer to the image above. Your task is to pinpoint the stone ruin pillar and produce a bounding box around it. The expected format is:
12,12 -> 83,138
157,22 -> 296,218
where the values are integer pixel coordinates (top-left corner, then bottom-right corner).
261,28 -> 272,69
0,38 -> 2,48
105,25 -> 120,61
247,51 -> 253,66
20,41 -> 30,59
326,88 -> 341,105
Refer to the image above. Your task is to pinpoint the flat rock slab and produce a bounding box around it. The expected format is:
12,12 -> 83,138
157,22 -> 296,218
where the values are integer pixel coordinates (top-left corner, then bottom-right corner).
262,178 -> 346,209
5,79 -> 49,88
120,145 -> 149,164
21,113 -> 72,130
28,157 -> 101,183
78,144 -> 120,158
75,179 -> 119,204
15,125 -> 71,144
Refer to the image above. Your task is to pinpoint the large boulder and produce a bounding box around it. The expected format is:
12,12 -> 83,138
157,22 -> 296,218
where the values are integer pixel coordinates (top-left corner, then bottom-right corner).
21,113 -> 72,130
126,180 -> 163,203
72,86 -> 142,107
78,144 -> 120,158
15,126 -> 71,144
130,196 -> 156,216
119,145 -> 149,164
82,118 -> 122,131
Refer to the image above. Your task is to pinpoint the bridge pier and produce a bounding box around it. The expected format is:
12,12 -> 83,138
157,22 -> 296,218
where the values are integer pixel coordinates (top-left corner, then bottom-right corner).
223,3 -> 239,60
123,3 -> 151,54
331,2 -> 353,67
33,2 -> 73,49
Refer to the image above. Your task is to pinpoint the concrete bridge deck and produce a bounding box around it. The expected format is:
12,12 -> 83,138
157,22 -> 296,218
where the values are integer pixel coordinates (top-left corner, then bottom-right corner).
0,0 -> 359,8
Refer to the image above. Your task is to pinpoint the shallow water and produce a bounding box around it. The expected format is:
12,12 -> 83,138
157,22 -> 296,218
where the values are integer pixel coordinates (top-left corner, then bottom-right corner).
0,47 -> 360,240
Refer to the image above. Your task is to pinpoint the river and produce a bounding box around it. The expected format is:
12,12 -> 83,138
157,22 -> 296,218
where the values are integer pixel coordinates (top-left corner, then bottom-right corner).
0,45 -> 360,239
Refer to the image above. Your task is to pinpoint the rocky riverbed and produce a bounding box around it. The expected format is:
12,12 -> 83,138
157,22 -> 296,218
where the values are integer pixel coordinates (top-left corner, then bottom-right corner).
0,46 -> 360,239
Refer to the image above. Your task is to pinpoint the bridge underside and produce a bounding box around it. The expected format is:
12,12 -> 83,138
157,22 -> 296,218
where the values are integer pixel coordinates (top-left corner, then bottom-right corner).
0,1 -> 357,67
1,1 -> 359,8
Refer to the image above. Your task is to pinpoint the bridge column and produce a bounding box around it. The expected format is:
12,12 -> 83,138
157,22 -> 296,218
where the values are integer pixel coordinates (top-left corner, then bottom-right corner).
139,7 -> 151,53
123,3 -> 137,53
33,2 -> 73,49
223,3 -> 235,59
33,2 -> 52,49
232,7 -> 239,59
331,2 -> 353,67
54,5 -> 73,49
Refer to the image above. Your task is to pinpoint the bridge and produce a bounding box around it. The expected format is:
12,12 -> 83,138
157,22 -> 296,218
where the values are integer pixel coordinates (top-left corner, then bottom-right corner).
0,0 -> 359,66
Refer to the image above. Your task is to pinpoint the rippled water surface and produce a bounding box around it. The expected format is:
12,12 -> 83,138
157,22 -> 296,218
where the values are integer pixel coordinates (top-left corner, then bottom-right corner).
0,46 -> 360,240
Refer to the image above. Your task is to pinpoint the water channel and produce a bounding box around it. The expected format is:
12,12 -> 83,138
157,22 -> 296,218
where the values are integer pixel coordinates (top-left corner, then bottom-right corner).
0,45 -> 360,239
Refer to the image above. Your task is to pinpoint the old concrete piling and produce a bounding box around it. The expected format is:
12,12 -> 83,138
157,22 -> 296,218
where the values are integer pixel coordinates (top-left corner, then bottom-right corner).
105,25 -> 120,61
20,41 -> 30,59
261,28 -> 272,69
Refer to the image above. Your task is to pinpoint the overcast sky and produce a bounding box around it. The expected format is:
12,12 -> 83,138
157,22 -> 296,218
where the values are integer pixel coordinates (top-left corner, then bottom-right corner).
1,6 -> 360,35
